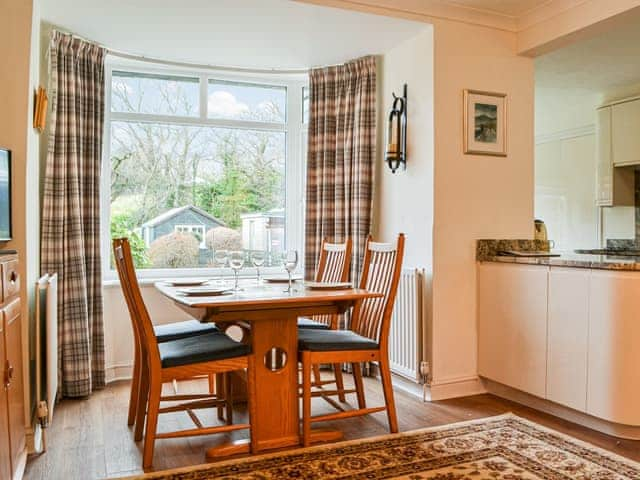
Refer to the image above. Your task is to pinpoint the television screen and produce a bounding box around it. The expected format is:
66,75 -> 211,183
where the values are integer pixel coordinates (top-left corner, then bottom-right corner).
0,149 -> 11,241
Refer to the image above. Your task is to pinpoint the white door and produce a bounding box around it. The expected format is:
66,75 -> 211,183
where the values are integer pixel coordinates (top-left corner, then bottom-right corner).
547,267 -> 589,411
478,262 -> 548,398
587,270 -> 640,426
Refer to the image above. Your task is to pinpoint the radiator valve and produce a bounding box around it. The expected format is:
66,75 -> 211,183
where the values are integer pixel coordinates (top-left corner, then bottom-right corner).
419,361 -> 431,384
37,401 -> 49,429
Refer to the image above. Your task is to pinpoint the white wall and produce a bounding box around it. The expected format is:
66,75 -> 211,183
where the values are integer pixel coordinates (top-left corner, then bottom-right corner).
374,27 -> 434,268
429,19 -> 535,398
376,15 -> 537,399
535,134 -> 599,250
534,85 -> 639,246
103,284 -> 192,381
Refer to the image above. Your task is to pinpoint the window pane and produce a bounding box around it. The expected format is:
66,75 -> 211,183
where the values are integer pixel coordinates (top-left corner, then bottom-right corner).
111,71 -> 200,117
208,79 -> 286,123
110,121 -> 286,269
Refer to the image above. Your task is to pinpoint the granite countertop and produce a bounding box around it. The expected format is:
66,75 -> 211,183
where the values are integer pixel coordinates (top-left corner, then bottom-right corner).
477,239 -> 640,271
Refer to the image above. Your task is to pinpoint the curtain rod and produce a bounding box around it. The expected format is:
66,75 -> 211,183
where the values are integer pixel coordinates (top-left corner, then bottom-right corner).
50,27 -> 310,76
107,48 -> 310,76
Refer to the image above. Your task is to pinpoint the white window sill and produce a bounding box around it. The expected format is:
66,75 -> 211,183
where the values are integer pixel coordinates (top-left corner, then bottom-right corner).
102,267 -> 301,288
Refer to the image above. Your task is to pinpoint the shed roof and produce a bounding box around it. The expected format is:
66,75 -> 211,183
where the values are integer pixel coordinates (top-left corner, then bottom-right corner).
141,205 -> 226,228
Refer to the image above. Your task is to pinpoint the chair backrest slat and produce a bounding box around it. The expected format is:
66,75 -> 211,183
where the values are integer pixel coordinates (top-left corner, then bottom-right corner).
351,234 -> 405,349
112,238 -> 161,366
312,238 -> 352,327
315,238 -> 352,282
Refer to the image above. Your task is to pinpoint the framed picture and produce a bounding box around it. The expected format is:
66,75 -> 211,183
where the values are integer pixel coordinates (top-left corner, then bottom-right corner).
463,89 -> 507,156
0,149 -> 11,241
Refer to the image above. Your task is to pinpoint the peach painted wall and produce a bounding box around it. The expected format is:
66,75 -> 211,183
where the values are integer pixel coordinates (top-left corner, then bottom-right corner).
429,19 -> 534,391
374,27 -> 434,268
0,0 -> 39,427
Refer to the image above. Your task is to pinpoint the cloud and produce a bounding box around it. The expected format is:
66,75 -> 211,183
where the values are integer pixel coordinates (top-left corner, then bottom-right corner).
207,91 -> 249,118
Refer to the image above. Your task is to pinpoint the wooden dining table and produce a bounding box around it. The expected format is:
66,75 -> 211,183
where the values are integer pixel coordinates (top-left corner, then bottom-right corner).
155,280 -> 382,459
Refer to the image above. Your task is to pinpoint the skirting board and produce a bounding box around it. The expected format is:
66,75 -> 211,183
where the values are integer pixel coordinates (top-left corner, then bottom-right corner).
26,423 -> 42,454
483,378 -> 640,440
106,363 -> 134,384
424,375 -> 487,401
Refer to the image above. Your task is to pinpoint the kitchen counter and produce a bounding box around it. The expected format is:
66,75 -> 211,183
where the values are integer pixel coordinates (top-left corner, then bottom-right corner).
476,239 -> 640,271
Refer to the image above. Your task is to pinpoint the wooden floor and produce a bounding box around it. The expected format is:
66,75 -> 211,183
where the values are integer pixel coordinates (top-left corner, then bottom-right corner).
25,373 -> 640,479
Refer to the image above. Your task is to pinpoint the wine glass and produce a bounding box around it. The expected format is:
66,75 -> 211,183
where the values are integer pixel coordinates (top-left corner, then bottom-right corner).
282,250 -> 298,293
229,251 -> 245,291
213,250 -> 228,284
251,251 -> 266,284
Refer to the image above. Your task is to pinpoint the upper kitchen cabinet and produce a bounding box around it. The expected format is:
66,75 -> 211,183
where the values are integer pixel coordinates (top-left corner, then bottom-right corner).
612,99 -> 640,166
596,105 -> 635,207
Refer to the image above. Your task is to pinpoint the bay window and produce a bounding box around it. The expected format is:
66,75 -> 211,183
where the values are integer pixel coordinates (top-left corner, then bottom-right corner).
102,61 -> 307,278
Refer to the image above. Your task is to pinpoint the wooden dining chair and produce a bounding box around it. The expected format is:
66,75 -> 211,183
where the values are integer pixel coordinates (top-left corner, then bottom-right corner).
127,319 -> 219,429
297,238 -> 352,400
298,233 -> 405,446
113,238 -> 254,470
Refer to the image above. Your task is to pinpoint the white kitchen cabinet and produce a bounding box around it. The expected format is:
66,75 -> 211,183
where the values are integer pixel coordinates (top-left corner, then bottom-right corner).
478,262 -> 548,398
596,106 -> 635,206
596,107 -> 613,205
547,268 -> 589,411
612,100 -> 640,166
587,271 -> 640,427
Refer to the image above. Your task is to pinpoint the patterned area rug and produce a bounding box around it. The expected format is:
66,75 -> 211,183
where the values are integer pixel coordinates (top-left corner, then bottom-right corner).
119,414 -> 640,479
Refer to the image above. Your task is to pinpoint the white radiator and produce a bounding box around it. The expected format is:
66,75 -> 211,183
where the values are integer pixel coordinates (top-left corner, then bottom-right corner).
35,273 -> 58,424
388,267 -> 427,382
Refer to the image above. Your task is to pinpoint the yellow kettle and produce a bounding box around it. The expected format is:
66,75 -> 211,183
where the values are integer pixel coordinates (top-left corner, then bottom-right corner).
534,219 -> 548,242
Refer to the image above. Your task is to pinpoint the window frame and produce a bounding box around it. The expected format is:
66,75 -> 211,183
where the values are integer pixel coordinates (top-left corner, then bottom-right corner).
102,58 -> 308,281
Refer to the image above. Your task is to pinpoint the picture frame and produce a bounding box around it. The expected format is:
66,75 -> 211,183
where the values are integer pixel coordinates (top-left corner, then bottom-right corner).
463,89 -> 507,156
0,148 -> 11,242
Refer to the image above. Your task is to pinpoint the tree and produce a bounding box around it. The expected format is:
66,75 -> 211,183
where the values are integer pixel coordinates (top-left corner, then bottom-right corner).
148,232 -> 200,268
110,212 -> 149,268
109,74 -> 286,256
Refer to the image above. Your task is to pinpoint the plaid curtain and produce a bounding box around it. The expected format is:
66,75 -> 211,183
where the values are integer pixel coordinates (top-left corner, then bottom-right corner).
305,56 -> 377,283
41,31 -> 106,397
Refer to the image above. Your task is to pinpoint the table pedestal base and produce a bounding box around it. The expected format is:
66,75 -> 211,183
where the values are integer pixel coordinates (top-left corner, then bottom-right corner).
204,429 -> 344,460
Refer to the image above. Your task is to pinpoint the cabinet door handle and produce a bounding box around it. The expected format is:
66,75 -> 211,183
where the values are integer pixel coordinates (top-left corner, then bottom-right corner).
4,361 -> 12,388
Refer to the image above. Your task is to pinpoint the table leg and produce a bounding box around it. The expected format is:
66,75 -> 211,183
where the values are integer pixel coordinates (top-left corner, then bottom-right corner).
248,314 -> 300,451
205,314 -> 300,459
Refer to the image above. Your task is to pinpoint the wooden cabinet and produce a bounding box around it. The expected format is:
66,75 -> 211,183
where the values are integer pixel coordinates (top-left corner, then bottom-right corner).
0,255 -> 25,480
588,271 -> 640,426
596,106 -> 635,207
0,316 -> 11,480
478,263 -> 548,398
547,268 -> 589,411
612,100 -> 640,166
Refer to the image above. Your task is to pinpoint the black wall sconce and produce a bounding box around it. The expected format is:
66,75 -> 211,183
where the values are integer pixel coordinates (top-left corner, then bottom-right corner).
385,84 -> 407,173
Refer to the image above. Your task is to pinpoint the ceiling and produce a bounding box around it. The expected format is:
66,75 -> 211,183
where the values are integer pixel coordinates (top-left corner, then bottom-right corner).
535,8 -> 640,93
443,0 -> 552,17
39,0 -> 428,70
535,9 -> 640,135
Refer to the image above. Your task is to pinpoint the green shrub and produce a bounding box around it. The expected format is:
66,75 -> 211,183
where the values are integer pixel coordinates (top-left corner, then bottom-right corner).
148,232 -> 200,268
110,212 -> 149,268
205,226 -> 242,251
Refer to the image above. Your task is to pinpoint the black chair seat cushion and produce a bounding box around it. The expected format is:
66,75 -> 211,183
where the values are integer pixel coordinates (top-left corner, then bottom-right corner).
297,317 -> 331,330
298,329 -> 378,352
154,320 -> 218,343
159,332 -> 250,368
